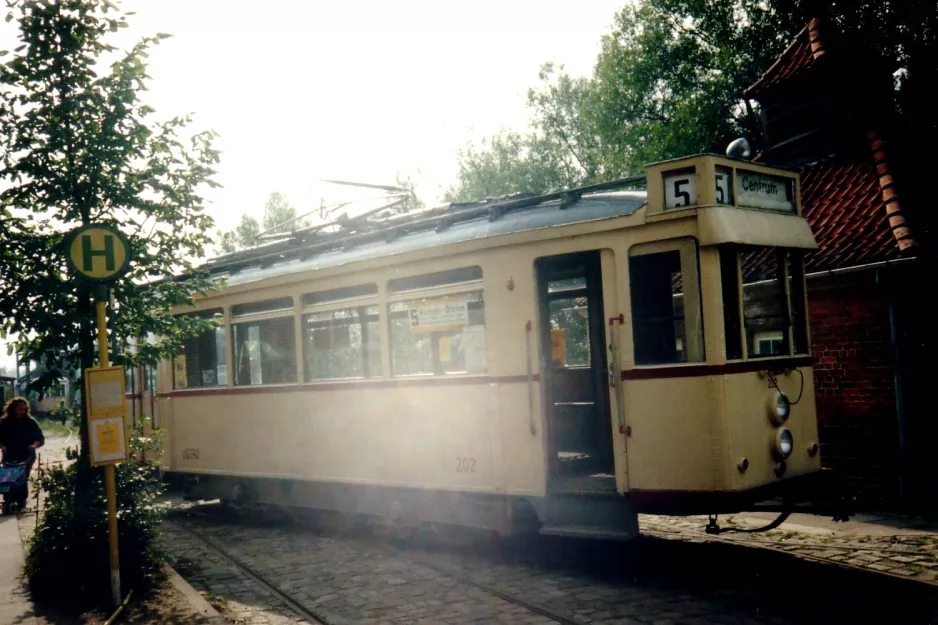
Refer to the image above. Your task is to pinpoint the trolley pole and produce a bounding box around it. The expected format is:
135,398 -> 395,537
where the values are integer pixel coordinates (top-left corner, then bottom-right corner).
94,289 -> 121,607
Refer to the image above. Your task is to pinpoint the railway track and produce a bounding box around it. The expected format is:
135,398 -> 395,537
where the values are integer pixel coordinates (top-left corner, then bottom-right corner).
172,519 -> 333,625
165,501 -> 938,625
169,509 -> 583,625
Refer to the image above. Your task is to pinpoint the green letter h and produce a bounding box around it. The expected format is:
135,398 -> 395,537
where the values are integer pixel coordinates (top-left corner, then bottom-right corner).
81,234 -> 115,271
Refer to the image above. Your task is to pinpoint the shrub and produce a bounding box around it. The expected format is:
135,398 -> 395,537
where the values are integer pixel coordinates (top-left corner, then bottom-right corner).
25,428 -> 165,608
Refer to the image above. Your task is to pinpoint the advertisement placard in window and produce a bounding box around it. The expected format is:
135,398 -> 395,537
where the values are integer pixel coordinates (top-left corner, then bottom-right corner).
173,356 -> 187,389
462,326 -> 486,373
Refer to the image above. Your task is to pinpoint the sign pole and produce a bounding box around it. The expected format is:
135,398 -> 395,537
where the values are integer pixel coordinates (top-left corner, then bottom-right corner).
94,288 -> 121,607
65,223 -> 132,608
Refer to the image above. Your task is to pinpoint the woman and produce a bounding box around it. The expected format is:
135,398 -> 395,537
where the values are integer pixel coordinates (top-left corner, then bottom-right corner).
0,397 -> 44,509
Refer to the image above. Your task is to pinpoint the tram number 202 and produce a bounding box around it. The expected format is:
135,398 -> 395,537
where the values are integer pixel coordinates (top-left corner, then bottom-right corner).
456,457 -> 477,473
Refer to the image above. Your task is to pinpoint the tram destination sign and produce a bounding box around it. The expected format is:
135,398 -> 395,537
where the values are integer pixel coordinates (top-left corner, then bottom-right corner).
409,296 -> 469,333
737,170 -> 795,213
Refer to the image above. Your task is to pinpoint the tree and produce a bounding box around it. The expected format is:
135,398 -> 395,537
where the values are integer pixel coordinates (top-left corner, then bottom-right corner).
262,191 -> 305,233
216,191 -> 308,254
450,0 -> 937,207
0,0 -> 220,460
445,66 -> 599,202
218,212 -> 261,254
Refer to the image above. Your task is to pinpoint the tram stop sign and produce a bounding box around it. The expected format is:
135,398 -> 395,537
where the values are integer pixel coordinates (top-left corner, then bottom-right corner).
64,224 -> 131,282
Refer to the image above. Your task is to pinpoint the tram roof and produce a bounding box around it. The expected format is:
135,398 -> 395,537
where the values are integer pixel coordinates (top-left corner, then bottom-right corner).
202,177 -> 648,287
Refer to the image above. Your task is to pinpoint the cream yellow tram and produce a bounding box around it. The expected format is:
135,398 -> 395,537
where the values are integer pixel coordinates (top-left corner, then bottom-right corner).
158,154 -> 824,540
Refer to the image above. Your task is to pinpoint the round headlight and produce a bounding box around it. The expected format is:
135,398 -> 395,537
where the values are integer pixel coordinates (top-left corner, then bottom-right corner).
768,390 -> 791,426
774,428 -> 794,459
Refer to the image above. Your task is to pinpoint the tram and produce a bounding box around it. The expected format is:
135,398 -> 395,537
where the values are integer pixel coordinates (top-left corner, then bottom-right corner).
150,153 -> 826,540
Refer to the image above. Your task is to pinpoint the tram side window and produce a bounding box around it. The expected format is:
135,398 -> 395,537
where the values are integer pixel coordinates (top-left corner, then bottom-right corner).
629,240 -> 704,365
145,364 -> 157,394
389,291 -> 486,376
232,298 -> 297,386
304,305 -> 381,380
172,310 -> 228,389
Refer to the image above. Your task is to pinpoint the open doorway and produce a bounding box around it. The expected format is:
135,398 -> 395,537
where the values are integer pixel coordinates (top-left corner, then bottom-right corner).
536,252 -> 615,493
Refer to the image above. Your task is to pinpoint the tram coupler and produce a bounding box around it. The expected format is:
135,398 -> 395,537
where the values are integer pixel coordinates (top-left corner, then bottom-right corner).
705,511 -> 792,535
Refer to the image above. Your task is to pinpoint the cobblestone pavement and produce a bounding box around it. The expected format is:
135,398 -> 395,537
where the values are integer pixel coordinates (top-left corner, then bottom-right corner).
640,513 -> 938,586
160,504 -> 938,625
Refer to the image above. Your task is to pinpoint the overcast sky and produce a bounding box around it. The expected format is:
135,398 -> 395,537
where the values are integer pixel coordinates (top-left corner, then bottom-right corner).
116,0 -> 624,229
0,0 -> 625,374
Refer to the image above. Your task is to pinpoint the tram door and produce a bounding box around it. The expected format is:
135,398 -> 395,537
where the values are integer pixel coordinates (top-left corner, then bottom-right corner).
536,252 -> 615,492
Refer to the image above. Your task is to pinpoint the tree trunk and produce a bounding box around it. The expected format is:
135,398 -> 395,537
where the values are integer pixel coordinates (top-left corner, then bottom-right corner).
77,286 -> 94,480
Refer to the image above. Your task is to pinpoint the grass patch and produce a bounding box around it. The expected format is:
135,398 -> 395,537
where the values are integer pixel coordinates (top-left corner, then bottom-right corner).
202,591 -> 228,611
34,417 -> 72,438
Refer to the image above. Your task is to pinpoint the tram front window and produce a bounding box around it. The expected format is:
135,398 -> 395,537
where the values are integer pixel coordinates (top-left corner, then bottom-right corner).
721,246 -> 809,359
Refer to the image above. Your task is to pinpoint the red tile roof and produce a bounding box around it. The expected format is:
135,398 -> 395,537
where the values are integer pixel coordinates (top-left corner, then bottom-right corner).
745,19 -> 827,99
800,158 -> 902,273
744,17 -> 916,268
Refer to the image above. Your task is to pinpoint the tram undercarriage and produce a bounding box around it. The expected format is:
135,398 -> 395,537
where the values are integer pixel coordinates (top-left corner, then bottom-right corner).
174,466 -> 850,541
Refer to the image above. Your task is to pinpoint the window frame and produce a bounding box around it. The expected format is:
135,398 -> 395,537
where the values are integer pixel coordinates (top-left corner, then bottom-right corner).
386,267 -> 487,378
231,297 -> 298,387
171,308 -> 228,390
301,289 -> 382,382
628,237 -> 706,367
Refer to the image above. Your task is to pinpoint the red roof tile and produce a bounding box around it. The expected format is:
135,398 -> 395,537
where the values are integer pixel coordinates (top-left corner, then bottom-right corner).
745,19 -> 827,99
800,158 -> 902,273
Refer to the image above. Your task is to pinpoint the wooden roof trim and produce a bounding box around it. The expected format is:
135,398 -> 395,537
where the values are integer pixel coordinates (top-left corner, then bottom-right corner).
868,130 -> 918,252
744,18 -> 826,98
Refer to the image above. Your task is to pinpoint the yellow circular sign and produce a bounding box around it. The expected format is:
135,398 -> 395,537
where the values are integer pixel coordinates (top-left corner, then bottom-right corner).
65,225 -> 131,281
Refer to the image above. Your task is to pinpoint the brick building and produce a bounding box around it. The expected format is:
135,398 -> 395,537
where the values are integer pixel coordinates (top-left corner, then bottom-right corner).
744,19 -> 934,513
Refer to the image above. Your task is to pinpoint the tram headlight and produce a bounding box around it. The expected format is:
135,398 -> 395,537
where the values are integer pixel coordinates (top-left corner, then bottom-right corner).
773,428 -> 794,460
767,390 -> 790,426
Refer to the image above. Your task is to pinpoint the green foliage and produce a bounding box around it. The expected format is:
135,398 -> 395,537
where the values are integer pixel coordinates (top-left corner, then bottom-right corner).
0,0 -> 221,430
589,0 -> 797,173
218,212 -> 261,254
445,66 -> 597,202
25,429 -> 165,608
448,1 -> 937,206
262,191 -> 306,233
216,191 -> 309,254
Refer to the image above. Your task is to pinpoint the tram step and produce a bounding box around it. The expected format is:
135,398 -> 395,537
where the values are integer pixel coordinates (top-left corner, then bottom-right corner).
539,524 -> 637,541
532,494 -> 639,541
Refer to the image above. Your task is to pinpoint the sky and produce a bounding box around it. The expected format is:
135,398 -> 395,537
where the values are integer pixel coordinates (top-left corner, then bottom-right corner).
111,0 -> 624,229
0,0 -> 626,375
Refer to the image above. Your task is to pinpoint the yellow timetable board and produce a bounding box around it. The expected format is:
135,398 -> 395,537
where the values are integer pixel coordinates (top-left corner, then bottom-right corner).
84,366 -> 129,466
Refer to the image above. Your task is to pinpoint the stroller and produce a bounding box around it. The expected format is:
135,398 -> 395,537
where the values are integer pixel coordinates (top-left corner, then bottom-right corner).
0,462 -> 28,515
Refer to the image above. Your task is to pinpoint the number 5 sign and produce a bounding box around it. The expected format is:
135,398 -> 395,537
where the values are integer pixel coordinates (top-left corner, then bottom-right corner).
664,168 -> 734,209
663,171 -> 697,209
